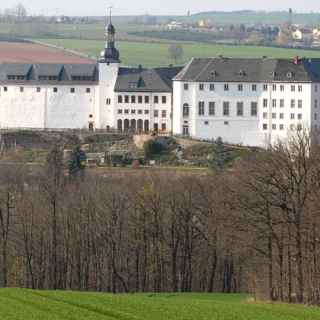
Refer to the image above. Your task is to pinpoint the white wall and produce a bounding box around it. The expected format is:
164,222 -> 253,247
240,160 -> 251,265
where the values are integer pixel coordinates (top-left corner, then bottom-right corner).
173,80 -> 313,147
0,86 -> 45,128
0,84 -> 97,129
98,62 -> 119,129
114,92 -> 172,132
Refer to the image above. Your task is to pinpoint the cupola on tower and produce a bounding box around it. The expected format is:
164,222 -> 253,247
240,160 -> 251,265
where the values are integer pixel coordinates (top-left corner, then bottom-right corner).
99,8 -> 120,64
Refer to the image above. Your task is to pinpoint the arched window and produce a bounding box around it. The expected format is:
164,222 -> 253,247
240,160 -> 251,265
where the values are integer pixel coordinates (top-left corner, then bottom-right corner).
137,119 -> 143,132
144,120 -> 149,133
183,103 -> 190,117
117,119 -> 122,132
124,119 -> 130,131
130,119 -> 136,131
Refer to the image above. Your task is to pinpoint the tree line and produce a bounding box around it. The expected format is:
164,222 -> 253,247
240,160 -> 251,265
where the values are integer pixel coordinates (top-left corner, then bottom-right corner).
1,131 -> 320,304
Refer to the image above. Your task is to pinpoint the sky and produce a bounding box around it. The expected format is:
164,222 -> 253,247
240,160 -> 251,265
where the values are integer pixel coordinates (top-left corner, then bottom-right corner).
1,0 -> 320,16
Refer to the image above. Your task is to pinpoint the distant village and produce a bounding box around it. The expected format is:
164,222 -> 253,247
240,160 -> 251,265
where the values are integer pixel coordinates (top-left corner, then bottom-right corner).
1,5 -> 320,49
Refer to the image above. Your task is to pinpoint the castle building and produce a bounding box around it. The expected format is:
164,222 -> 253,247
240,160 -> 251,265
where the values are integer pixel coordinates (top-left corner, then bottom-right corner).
0,19 -> 320,148
173,57 -> 320,147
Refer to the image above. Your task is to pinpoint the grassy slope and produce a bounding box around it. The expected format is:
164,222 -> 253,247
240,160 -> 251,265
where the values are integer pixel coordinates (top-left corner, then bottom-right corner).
0,289 -> 320,320
37,38 -> 320,67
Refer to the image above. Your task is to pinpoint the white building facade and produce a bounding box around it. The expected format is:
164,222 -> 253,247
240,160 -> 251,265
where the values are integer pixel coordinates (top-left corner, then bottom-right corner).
0,23 -> 320,148
173,58 -> 320,147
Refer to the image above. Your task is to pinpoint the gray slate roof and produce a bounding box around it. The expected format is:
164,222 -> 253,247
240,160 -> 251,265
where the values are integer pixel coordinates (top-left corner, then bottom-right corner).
174,57 -> 320,83
0,63 -> 98,84
114,66 -> 182,92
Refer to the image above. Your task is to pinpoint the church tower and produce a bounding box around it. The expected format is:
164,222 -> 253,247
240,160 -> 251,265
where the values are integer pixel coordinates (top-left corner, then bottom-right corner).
97,7 -> 120,129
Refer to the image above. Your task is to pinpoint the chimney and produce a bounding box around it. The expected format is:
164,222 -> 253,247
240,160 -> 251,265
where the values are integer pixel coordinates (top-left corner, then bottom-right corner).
293,56 -> 299,65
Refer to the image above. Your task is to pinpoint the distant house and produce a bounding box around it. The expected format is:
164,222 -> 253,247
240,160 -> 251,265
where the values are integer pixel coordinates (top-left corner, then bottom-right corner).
292,29 -> 303,41
313,28 -> 320,40
167,21 -> 184,30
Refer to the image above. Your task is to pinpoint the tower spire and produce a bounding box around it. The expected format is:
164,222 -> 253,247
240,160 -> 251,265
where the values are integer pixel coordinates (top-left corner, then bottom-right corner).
108,6 -> 112,24
99,5 -> 120,63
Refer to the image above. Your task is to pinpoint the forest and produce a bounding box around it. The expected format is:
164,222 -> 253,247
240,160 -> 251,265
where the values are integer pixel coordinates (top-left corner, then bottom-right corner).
0,130 -> 320,305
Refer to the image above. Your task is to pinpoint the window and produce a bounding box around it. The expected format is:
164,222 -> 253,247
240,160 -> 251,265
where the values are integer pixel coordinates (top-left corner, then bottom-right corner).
210,83 -> 215,91
209,102 -> 215,116
291,85 -> 295,92
251,102 -> 258,116
138,110 -> 143,115
162,110 -> 167,118
36,87 -> 41,93
20,87 -> 24,92
291,100 -> 295,108
124,109 -> 129,114
224,121 -> 229,125
3,87 -> 7,92
280,124 -> 284,130
290,124 -> 295,130
144,110 -> 149,115
154,96 -> 159,104
183,104 -> 190,117
161,123 -> 167,131
70,88 -> 75,93
145,96 -> 149,104
280,113 -> 284,119
280,99 -> 284,108
291,113 -> 295,119
154,110 -> 159,117
297,124 -> 302,131
131,109 -> 136,114
198,101 -> 205,116
316,85 -> 318,92
53,87 -> 58,93
263,124 -> 268,130
223,102 -> 230,116
298,100 -> 302,108
131,96 -> 136,104
298,113 -> 302,120
224,84 -> 229,91
272,84 -> 277,91
86,88 -> 91,93
138,96 -> 143,104
204,121 -> 209,125
252,84 -> 257,91
272,99 -> 277,108
263,99 -> 268,108
315,100 -> 318,109
199,83 -> 204,91
263,84 -> 268,91
118,95 -> 123,103
118,109 -> 122,114
106,98 -> 111,105
298,85 -> 302,92
162,96 -> 167,104
280,85 -> 284,92
184,83 -> 189,90
237,102 -> 244,116
272,124 -> 277,130
125,95 -> 129,103
272,113 -> 276,119
315,113 -> 318,120
238,84 -> 243,91
263,112 -> 268,119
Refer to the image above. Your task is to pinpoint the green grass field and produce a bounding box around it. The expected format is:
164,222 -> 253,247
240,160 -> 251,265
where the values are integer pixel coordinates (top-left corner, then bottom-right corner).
37,38 -> 320,67
0,289 -> 320,320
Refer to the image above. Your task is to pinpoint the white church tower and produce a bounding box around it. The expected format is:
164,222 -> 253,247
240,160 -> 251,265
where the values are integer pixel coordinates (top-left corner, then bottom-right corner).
97,8 -> 120,129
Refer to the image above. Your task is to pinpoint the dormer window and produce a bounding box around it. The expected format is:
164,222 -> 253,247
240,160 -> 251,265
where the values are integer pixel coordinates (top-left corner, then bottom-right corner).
129,82 -> 137,89
287,72 -> 294,79
210,70 -> 217,78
